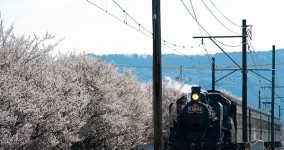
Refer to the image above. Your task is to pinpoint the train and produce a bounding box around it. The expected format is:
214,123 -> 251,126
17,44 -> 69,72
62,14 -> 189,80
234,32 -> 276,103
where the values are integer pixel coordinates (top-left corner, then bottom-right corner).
168,86 -> 282,150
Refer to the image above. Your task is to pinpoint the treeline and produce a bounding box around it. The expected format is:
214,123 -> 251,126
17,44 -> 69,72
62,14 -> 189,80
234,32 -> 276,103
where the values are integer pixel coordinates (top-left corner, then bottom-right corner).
0,23 -> 185,149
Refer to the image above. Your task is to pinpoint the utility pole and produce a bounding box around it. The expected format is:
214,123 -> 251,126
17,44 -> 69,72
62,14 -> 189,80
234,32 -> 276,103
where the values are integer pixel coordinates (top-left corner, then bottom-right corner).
212,57 -> 215,90
271,45 -> 275,150
176,65 -> 183,82
242,19 -> 248,144
279,105 -> 283,118
152,0 -> 162,149
258,91 -> 261,109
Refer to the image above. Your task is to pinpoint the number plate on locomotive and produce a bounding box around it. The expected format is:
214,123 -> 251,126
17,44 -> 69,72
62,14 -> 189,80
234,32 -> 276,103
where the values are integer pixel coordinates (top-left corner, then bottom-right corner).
188,106 -> 203,113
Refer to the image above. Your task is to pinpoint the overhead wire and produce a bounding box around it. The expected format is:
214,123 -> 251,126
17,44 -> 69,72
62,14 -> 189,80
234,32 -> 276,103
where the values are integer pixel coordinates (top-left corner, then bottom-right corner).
89,0 -> 284,104
215,41 -> 242,48
247,37 -> 284,106
180,0 -> 210,38
188,0 -> 212,66
247,39 -> 271,84
162,42 -> 197,59
200,0 -> 242,48
89,0 -> 241,57
247,38 -> 272,99
247,39 -> 264,88
87,0 -> 152,38
200,0 -> 240,36
209,0 -> 241,28
181,0 -> 272,98
112,0 -> 152,35
180,0 -> 242,49
87,0 -> 200,56
276,88 -> 284,103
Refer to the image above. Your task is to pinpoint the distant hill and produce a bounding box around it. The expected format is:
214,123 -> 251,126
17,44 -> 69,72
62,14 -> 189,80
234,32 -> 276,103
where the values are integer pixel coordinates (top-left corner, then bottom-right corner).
88,49 -> 284,111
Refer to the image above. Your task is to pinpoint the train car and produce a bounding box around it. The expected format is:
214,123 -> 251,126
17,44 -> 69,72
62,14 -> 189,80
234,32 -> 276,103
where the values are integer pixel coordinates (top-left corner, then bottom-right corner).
216,90 -> 282,148
168,86 -> 282,150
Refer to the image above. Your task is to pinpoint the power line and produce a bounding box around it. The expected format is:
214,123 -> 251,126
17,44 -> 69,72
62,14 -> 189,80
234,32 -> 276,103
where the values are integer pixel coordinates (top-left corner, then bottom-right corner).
112,0 -> 152,35
88,0 -> 284,104
247,40 -> 265,89
115,62 -> 284,70
189,0 -> 202,36
180,0 -> 242,48
209,0 -> 241,28
248,40 -> 284,106
200,0 -> 240,35
162,43 -> 194,59
180,0 -> 209,37
188,0 -> 212,66
87,0 -> 199,56
87,0 -> 152,38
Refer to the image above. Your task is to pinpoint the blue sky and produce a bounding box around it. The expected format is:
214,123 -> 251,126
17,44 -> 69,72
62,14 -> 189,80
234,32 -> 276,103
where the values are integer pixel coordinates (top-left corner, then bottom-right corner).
1,0 -> 284,55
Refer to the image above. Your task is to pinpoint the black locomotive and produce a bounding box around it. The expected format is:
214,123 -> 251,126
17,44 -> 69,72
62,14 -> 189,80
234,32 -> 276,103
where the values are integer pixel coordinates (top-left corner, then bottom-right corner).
168,86 -> 282,150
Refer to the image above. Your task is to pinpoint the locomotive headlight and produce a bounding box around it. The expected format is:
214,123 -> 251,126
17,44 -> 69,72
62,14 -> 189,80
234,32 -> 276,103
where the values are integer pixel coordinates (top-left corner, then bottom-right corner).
191,93 -> 199,101
191,86 -> 201,102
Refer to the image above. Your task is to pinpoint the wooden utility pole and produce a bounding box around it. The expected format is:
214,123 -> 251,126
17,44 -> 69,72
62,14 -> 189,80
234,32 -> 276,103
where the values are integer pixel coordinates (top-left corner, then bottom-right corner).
271,45 -> 275,150
152,0 -> 162,149
242,19 -> 248,144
